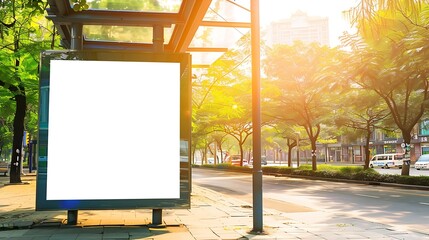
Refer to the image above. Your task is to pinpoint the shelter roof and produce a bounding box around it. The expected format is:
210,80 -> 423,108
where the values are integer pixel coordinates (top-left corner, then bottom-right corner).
46,0 -> 251,67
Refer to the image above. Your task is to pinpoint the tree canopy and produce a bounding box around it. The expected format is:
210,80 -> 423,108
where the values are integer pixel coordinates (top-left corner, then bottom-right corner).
264,41 -> 345,170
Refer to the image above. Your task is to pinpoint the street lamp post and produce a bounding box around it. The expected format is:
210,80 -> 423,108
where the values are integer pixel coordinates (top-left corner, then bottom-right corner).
251,0 -> 263,234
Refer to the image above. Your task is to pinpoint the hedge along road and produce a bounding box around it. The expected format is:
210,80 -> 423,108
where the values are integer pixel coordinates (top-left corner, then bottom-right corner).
257,162 -> 429,176
192,167 -> 429,236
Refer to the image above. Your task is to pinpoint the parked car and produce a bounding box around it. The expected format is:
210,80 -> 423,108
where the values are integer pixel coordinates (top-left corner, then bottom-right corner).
369,153 -> 407,169
415,154 -> 429,170
249,156 -> 268,166
0,160 -> 10,176
226,155 -> 248,166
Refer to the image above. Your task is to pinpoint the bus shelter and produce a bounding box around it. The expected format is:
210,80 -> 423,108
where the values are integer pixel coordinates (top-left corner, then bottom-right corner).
38,0 -> 262,231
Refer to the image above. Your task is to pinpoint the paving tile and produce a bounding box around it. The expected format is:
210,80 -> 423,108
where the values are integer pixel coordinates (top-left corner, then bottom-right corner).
151,231 -> 195,240
0,229 -> 29,238
129,233 -> 155,240
102,232 -> 130,239
209,227 -> 245,240
79,227 -> 104,234
4,237 -> 34,240
347,231 -> 388,239
76,233 -> 103,240
22,228 -> 58,236
284,232 -> 321,239
187,227 -> 221,239
80,219 -> 102,226
48,233 -> 79,240
389,233 -> 429,240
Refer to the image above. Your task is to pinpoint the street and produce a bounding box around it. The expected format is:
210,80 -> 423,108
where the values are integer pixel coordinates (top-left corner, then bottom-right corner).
193,168 -> 429,236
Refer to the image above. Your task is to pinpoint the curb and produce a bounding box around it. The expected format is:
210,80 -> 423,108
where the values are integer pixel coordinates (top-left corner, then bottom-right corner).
0,221 -> 35,231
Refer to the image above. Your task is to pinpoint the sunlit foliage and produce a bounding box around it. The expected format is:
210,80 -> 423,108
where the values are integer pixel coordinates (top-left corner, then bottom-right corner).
264,41 -> 345,171
344,1 -> 429,175
0,0 -> 58,182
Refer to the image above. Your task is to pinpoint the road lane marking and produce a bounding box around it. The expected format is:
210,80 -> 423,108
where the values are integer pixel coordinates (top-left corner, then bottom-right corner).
419,202 -> 429,206
355,194 -> 380,199
389,195 -> 401,198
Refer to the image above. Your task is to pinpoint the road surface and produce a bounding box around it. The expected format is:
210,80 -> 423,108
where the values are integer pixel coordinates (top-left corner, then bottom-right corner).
192,168 -> 429,236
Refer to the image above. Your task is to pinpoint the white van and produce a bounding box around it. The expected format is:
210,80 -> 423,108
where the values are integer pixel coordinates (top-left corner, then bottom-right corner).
369,153 -> 407,169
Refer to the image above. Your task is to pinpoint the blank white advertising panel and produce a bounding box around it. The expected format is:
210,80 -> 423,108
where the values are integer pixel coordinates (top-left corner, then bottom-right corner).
47,60 -> 180,200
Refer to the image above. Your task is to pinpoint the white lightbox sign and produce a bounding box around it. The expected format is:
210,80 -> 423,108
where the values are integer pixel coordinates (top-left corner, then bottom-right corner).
47,60 -> 180,200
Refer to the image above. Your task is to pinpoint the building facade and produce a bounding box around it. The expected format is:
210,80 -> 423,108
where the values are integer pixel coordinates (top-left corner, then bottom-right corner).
266,11 -> 329,47
321,119 -> 429,164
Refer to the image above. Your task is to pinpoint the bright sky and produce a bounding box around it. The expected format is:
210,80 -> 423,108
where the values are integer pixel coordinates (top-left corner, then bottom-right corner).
259,0 -> 360,46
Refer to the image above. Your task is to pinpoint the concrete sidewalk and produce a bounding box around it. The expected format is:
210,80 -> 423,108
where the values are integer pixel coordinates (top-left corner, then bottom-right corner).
0,175 -> 428,239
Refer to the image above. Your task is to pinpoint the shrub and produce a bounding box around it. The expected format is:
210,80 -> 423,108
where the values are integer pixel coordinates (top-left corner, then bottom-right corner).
397,176 -> 429,186
352,171 -> 380,181
195,164 -> 429,186
292,169 -> 314,176
377,174 -> 400,183
262,166 -> 293,174
297,165 -> 313,171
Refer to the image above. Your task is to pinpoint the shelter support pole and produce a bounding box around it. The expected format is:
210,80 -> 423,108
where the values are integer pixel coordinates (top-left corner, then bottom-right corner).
153,25 -> 164,52
151,24 -> 165,226
70,23 -> 83,50
151,209 -> 163,226
67,22 -> 83,226
251,0 -> 263,234
67,210 -> 78,225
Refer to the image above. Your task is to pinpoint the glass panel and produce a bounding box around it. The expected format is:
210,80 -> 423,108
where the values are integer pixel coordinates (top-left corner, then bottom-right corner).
77,0 -> 183,12
190,52 -> 224,67
204,0 -> 250,22
198,0 -> 250,65
83,25 -> 174,43
190,26 -> 250,48
420,119 -> 429,136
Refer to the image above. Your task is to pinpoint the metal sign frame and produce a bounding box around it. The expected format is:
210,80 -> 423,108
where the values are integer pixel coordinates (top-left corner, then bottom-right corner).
36,50 -> 191,211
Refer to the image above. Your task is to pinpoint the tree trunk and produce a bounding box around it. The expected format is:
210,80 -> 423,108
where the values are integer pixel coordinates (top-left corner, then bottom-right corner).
191,144 -> 196,164
287,139 -> 292,167
401,131 -> 412,176
286,138 -> 296,167
218,145 -> 224,163
239,142 -> 244,166
0,141 -> 3,158
202,145 -> 208,165
311,140 -> 317,171
364,131 -> 371,170
10,94 -> 26,183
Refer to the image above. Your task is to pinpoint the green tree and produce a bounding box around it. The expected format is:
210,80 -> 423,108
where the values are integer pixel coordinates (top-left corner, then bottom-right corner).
0,0 -> 56,183
0,91 -> 14,160
266,124 -> 300,167
344,5 -> 429,175
192,34 -> 252,166
208,81 -> 252,166
264,42 -> 344,171
334,90 -> 390,169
